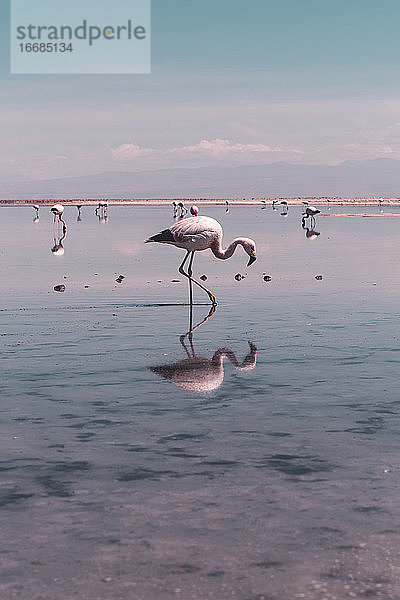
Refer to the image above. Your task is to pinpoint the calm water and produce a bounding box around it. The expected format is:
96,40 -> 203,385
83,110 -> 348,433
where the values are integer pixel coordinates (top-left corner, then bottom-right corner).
1,204 -> 400,600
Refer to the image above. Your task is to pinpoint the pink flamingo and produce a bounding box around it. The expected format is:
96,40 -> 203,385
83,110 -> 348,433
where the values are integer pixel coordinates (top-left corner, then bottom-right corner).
145,215 -> 257,305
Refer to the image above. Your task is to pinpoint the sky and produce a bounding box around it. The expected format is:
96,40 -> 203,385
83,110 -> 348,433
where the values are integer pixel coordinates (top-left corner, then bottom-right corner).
2,0 -> 400,182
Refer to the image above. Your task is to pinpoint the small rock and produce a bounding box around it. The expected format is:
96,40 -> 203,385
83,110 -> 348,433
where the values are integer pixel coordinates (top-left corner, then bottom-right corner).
53,284 -> 65,292
263,275 -> 272,282
200,275 -> 208,281
171,279 -> 180,282
235,273 -> 244,281
315,275 -> 323,280
84,285 -> 89,288
115,275 -> 125,283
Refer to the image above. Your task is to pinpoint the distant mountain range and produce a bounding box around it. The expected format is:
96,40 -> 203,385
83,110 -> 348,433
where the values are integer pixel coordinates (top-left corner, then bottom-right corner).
2,158 -> 400,199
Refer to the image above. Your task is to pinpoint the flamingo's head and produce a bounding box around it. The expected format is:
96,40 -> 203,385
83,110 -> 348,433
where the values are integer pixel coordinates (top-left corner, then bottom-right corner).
242,238 -> 257,266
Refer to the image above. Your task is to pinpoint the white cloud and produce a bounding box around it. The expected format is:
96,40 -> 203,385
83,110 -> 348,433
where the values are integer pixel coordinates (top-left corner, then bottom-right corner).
110,144 -> 155,160
168,138 -> 282,157
109,138 -> 291,170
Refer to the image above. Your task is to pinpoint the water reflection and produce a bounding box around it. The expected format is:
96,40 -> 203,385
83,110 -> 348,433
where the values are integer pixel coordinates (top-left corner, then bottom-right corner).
301,217 -> 321,240
51,217 -> 67,256
280,200 -> 288,217
95,201 -> 108,222
149,304 -> 257,392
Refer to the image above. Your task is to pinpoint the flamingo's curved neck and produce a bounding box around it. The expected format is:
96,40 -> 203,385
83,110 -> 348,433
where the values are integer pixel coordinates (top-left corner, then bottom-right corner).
211,238 -> 246,260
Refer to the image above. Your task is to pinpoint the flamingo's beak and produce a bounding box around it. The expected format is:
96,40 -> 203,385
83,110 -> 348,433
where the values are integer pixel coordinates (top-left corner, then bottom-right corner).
247,252 -> 257,266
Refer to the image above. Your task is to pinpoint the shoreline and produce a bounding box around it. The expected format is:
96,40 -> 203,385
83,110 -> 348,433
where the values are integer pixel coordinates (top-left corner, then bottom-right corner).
1,197 -> 400,207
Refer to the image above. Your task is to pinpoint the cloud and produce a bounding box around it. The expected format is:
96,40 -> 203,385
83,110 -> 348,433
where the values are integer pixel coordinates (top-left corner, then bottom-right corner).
109,138 -> 289,170
168,138 -> 282,157
110,144 -> 155,160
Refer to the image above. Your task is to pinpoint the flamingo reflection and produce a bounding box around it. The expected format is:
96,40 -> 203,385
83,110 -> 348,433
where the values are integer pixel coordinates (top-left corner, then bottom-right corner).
301,217 -> 320,240
95,201 -> 108,222
51,214 -> 67,256
149,303 -> 257,393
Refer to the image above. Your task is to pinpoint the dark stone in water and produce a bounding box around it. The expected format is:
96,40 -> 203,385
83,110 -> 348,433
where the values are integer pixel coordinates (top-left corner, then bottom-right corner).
53,284 -> 65,292
200,274 -> 208,281
235,273 -> 244,281
115,275 -> 125,283
315,275 -> 323,280
263,275 -> 272,282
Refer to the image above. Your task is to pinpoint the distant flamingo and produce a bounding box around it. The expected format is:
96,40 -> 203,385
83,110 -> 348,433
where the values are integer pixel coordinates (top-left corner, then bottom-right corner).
177,202 -> 187,217
190,205 -> 199,216
32,204 -> 40,223
146,215 -> 257,305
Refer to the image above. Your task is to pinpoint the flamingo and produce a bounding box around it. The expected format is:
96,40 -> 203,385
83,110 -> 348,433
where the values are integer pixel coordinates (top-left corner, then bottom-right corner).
32,204 -> 40,223
305,205 -> 320,218
76,204 -> 82,221
145,215 -> 257,305
177,202 -> 187,217
190,205 -> 199,216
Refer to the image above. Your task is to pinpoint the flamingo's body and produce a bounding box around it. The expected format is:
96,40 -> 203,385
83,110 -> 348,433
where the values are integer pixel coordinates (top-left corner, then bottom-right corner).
305,205 -> 320,218
146,216 -> 257,305
50,204 -> 64,222
177,202 -> 187,217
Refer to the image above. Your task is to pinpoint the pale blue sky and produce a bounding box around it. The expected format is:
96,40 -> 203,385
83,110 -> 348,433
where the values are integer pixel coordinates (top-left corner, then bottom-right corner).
2,0 -> 400,181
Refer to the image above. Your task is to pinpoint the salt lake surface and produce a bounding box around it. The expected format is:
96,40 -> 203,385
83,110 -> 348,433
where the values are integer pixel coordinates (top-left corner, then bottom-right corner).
1,203 -> 400,599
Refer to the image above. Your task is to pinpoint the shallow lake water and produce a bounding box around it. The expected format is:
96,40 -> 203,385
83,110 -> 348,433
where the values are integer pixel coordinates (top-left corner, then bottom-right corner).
1,204 -> 400,599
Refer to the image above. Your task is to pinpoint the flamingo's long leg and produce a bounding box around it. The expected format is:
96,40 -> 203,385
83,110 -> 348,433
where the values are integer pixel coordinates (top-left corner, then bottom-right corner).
178,251 -> 217,306
188,252 -> 194,306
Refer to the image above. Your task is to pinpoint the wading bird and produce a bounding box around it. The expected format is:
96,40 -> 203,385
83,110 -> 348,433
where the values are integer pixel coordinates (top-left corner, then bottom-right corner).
32,204 -> 40,223
146,215 -> 257,305
190,205 -> 199,216
177,202 -> 187,217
